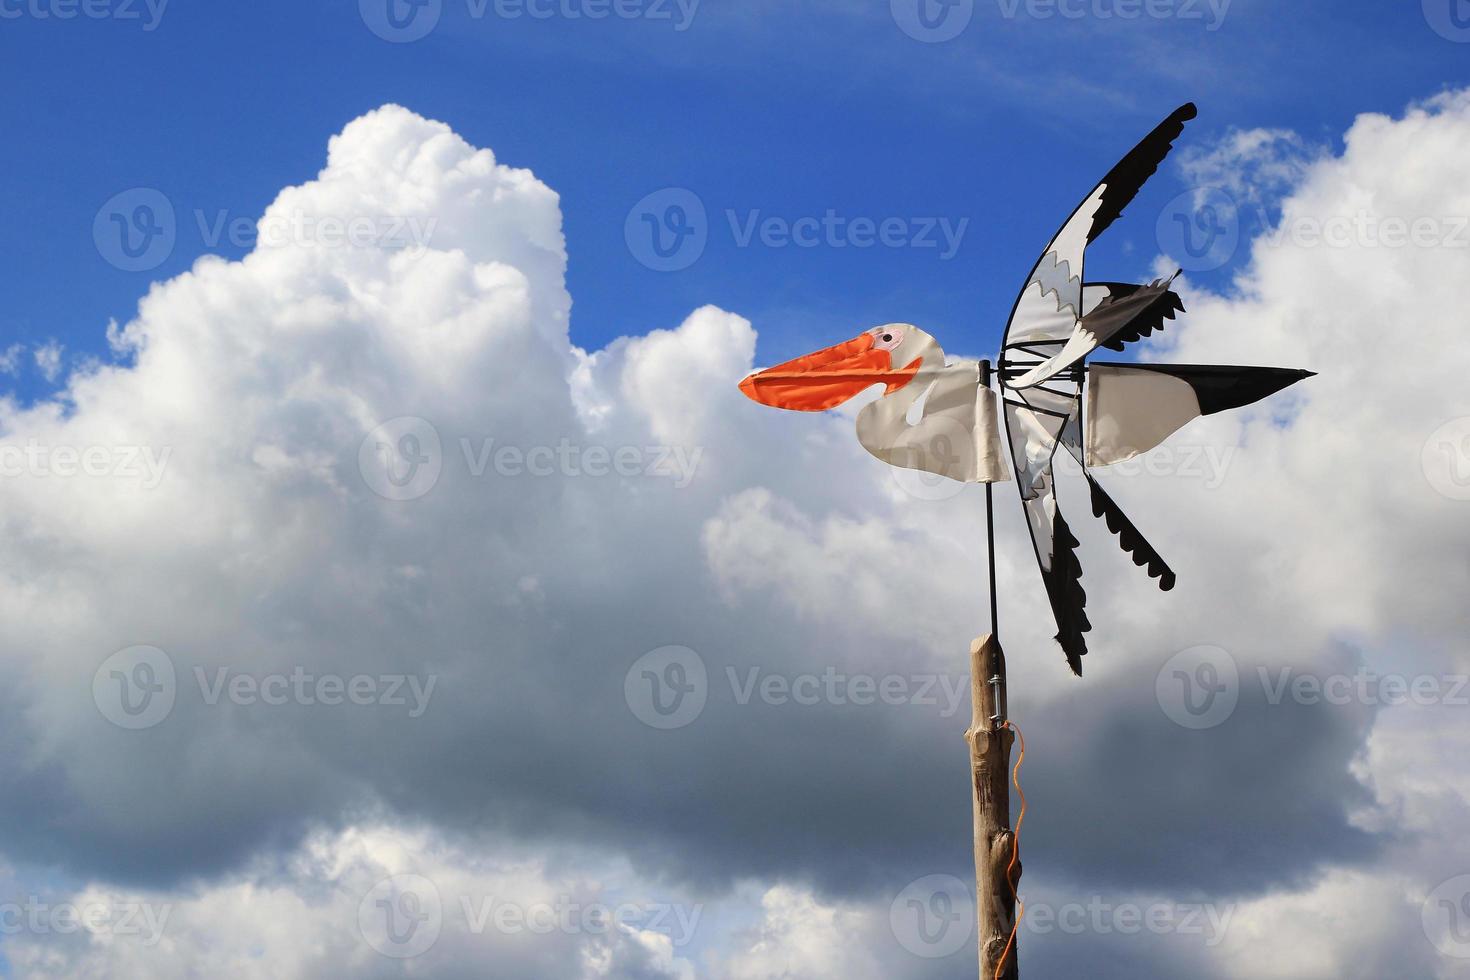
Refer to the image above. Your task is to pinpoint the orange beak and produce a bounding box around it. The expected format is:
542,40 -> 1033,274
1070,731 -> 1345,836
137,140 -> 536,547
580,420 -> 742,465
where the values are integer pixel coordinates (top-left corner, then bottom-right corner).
738,333 -> 923,412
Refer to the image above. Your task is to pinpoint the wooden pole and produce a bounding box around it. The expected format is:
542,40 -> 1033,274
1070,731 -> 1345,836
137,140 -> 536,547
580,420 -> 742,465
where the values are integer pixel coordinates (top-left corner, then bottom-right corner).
966,633 -> 1019,980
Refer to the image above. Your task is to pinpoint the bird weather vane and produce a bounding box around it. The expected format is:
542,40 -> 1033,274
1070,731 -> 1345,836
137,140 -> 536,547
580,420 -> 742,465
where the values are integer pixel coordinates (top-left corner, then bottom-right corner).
737,103 -> 1313,978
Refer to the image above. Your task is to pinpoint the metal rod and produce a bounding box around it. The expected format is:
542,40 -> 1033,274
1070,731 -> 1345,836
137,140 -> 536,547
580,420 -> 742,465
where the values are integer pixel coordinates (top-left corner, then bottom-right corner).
986,480 -> 998,638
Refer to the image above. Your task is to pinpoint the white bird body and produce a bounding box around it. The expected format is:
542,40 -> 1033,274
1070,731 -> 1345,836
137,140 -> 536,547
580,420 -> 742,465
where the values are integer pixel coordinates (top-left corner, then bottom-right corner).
852,325 -> 1009,485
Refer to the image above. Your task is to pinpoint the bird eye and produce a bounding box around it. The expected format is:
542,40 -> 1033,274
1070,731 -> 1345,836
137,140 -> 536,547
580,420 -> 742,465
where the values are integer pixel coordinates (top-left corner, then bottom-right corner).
872,327 -> 904,350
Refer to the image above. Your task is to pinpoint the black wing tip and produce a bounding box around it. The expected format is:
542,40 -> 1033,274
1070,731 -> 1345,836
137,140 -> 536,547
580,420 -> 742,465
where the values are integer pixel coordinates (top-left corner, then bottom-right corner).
1059,636 -> 1086,676
1050,512 -> 1091,676
1087,474 -> 1178,592
1176,103 -> 1200,122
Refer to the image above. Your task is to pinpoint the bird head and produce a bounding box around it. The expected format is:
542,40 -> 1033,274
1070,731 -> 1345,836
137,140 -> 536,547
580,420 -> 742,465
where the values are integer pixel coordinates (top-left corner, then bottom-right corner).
738,324 -> 939,412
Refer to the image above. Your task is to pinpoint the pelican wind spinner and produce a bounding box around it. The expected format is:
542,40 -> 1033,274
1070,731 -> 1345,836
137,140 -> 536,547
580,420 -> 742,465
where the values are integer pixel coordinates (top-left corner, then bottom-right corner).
738,104 -> 1313,979
739,102 -> 1313,675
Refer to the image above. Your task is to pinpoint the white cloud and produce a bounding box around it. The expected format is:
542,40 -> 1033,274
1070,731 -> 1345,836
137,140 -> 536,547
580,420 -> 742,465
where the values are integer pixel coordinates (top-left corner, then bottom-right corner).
0,342 -> 24,376
719,885 -> 882,979
0,826 -> 698,979
3,92 -> 1470,978
32,339 -> 63,382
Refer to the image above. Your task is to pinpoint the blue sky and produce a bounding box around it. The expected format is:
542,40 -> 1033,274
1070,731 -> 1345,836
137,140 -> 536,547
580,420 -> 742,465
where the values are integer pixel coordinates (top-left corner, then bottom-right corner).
2,0 -> 1467,405
3,5 -> 1470,978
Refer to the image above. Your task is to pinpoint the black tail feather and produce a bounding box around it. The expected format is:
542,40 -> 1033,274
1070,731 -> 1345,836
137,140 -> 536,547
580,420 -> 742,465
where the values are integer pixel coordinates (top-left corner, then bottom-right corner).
1087,474 -> 1177,591
1043,508 -> 1091,675
1098,276 -> 1186,353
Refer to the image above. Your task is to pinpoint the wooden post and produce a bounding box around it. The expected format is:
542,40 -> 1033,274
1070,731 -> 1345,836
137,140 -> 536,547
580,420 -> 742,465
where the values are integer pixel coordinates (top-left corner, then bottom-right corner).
966,634 -> 1019,980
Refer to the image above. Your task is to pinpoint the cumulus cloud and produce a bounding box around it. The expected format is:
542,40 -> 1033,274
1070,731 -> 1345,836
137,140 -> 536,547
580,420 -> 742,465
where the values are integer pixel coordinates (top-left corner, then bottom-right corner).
0,826 -> 698,979
2,92 -> 1469,977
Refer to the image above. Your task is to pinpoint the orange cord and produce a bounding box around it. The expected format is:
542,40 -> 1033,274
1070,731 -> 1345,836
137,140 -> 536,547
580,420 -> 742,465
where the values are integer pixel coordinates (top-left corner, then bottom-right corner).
993,720 -> 1027,980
